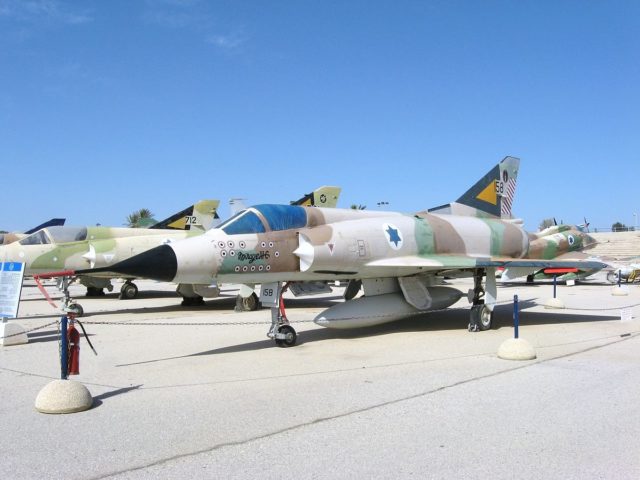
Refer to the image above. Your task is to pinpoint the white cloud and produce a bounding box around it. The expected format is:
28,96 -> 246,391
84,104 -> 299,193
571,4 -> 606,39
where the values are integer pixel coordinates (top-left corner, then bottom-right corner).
0,0 -> 93,25
206,32 -> 247,51
142,0 -> 248,52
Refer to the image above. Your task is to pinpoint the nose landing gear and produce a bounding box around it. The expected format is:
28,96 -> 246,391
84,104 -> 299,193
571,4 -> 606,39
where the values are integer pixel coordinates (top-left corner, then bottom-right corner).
265,282 -> 297,347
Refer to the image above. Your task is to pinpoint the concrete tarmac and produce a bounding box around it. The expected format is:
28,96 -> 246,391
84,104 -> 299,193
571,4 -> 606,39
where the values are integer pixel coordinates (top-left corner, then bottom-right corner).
1,276 -> 639,479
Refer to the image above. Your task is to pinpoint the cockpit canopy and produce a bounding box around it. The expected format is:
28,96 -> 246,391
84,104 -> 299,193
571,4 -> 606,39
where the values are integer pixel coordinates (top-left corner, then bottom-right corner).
218,205 -> 307,235
18,226 -> 88,245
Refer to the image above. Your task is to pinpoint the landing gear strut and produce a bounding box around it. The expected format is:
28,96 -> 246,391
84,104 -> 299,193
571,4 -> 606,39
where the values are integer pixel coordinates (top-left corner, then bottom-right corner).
468,269 -> 494,332
266,283 -> 297,347
60,276 -> 84,317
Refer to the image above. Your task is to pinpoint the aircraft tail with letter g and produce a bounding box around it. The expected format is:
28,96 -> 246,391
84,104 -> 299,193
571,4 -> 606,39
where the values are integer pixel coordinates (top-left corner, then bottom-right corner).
427,156 -> 520,219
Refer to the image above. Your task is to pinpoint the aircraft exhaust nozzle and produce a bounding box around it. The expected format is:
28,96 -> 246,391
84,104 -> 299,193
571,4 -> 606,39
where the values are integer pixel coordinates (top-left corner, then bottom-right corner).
314,287 -> 463,329
78,244 -> 178,282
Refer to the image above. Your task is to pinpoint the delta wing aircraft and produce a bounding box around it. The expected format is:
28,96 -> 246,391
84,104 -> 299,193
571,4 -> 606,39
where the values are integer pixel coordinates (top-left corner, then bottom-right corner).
500,224 -> 600,283
156,164 -> 514,308
76,156 -> 605,346
0,200 -> 220,310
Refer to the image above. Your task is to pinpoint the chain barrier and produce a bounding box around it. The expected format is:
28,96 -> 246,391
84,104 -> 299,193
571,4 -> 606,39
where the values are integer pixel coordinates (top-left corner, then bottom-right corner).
3,297 -> 639,340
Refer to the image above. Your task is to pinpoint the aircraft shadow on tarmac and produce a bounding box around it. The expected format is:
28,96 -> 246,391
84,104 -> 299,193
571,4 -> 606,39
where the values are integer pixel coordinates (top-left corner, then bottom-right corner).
115,301 -> 620,367
78,293 -> 345,319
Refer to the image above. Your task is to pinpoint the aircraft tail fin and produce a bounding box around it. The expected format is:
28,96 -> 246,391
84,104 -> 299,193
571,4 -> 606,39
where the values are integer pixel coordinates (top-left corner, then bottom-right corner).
428,156 -> 520,218
24,218 -> 66,235
229,198 -> 248,216
149,200 -> 220,231
291,186 -> 342,208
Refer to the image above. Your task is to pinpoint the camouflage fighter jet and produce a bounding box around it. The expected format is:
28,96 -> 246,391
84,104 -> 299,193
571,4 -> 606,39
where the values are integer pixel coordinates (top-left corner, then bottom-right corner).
76,157 -> 606,346
0,200 -> 220,309
500,224 -> 601,283
163,160 -> 517,308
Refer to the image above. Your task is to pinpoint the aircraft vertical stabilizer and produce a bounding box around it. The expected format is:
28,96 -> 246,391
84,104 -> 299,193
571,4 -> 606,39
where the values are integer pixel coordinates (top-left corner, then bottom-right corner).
149,200 -> 220,231
291,186 -> 341,208
427,156 -> 520,218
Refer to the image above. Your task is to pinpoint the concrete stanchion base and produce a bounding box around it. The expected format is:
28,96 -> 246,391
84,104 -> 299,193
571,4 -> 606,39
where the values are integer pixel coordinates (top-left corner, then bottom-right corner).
35,380 -> 93,414
544,297 -> 566,309
611,285 -> 629,296
0,322 -> 28,346
498,338 -> 537,361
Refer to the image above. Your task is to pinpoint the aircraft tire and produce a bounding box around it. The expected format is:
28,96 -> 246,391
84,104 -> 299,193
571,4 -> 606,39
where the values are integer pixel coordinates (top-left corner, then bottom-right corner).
275,325 -> 297,347
469,304 -> 492,331
120,282 -> 138,300
245,292 -> 259,311
477,304 -> 493,331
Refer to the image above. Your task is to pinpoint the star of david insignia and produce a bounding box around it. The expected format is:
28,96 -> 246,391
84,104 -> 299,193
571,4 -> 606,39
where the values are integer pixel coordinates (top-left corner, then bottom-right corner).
383,223 -> 403,250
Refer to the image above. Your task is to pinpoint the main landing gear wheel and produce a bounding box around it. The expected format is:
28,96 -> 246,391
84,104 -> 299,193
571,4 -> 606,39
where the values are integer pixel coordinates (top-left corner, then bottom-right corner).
275,324 -> 297,347
119,282 -> 138,300
468,269 -> 495,332
234,292 -> 259,312
470,304 -> 493,331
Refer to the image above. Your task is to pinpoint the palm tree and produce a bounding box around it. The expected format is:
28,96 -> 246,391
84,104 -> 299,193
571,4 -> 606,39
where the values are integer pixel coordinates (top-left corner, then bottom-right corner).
350,204 -> 366,210
126,208 -> 154,228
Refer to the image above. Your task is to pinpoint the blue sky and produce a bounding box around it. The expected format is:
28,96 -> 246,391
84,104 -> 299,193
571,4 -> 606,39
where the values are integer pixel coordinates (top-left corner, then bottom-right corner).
1,0 -> 639,232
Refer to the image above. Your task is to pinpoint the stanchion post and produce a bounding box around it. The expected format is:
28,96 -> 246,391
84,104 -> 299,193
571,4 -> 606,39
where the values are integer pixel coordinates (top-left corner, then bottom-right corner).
618,270 -> 622,287
553,275 -> 557,299
60,315 -> 68,380
513,294 -> 519,339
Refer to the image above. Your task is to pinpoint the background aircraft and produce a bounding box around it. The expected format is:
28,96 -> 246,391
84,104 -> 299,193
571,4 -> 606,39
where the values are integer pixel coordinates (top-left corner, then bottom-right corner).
1,200 -> 219,309
500,224 -> 600,283
76,157 -> 605,346
0,218 -> 66,245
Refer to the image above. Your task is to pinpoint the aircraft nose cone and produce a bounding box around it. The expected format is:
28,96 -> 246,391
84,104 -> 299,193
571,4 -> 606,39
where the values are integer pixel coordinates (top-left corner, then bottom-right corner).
107,244 -> 178,282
